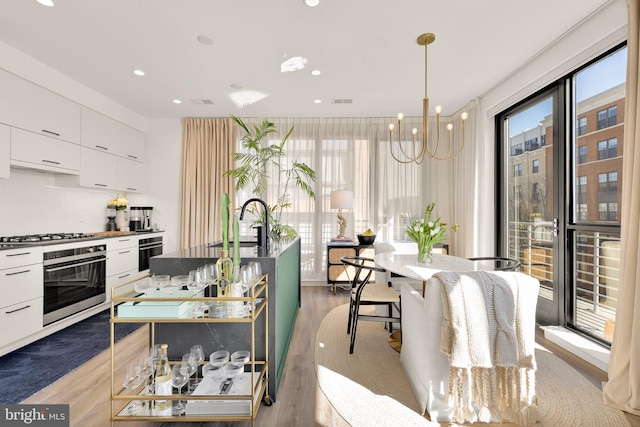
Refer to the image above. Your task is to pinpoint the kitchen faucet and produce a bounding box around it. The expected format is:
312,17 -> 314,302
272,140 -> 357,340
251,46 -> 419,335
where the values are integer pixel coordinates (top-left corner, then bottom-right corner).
239,198 -> 269,250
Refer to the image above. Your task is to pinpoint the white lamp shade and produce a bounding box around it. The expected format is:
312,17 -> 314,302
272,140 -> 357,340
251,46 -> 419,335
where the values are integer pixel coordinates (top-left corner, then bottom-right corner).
330,190 -> 353,210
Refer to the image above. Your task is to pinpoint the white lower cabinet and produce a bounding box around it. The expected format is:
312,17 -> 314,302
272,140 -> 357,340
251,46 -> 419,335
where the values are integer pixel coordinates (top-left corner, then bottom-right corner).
106,236 -> 142,301
11,127 -> 80,174
0,124 -> 9,178
0,297 -> 44,348
0,246 -> 44,349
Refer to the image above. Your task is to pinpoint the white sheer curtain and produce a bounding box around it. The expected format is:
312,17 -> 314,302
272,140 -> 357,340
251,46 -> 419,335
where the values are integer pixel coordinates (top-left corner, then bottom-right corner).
236,108 -> 479,281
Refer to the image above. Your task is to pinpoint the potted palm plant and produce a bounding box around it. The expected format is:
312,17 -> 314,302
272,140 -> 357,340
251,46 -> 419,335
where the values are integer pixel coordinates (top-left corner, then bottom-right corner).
224,116 -> 316,243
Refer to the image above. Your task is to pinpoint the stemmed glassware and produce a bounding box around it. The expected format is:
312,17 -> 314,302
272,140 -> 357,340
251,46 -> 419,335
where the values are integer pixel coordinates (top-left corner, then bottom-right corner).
187,269 -> 207,317
190,345 -> 205,386
123,363 -> 145,414
181,353 -> 198,392
170,364 -> 189,415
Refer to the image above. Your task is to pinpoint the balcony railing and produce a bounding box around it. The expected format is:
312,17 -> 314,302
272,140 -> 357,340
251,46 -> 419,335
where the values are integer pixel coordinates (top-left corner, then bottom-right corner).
508,221 -> 619,342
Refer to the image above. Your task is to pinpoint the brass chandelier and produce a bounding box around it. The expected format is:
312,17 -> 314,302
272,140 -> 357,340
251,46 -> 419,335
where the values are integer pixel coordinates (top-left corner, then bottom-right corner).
389,33 -> 468,165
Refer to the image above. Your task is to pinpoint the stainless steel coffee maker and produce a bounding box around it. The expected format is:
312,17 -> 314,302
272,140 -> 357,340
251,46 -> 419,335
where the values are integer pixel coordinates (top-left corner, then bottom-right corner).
129,206 -> 153,231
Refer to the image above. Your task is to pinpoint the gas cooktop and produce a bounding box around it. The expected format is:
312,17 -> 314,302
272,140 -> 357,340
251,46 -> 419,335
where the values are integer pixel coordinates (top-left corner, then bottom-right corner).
0,233 -> 98,249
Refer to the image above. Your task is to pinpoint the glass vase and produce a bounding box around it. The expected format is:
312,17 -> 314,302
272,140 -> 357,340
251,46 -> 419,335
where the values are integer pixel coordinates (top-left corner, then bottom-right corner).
417,243 -> 433,263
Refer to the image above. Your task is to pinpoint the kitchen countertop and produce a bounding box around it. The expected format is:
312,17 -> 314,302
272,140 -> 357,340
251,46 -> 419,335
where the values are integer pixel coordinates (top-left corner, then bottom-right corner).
0,230 -> 164,251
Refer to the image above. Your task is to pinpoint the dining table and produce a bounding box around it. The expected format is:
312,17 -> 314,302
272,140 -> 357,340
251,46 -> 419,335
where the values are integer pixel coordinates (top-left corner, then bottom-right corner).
373,251 -> 497,352
374,251 -> 496,295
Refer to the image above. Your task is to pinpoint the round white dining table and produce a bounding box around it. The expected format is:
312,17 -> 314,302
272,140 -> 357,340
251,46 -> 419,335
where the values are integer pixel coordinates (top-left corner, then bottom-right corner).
374,252 -> 496,295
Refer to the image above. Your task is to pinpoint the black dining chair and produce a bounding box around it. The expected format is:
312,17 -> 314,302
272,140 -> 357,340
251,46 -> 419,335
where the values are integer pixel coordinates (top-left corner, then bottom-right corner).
340,256 -> 401,354
467,256 -> 521,271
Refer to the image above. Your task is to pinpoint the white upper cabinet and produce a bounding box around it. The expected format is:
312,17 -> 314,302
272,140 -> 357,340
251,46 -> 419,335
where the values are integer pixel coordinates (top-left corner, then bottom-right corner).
0,124 -> 9,178
11,128 -> 80,174
117,157 -> 146,193
78,146 -> 117,190
81,108 -> 146,163
0,69 -> 81,144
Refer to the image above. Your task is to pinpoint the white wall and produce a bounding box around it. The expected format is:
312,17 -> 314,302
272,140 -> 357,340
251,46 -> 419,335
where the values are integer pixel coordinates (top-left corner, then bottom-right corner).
476,0 -> 627,253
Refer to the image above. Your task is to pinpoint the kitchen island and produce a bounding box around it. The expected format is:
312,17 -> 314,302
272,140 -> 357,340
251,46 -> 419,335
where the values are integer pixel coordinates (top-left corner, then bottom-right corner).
149,237 -> 301,401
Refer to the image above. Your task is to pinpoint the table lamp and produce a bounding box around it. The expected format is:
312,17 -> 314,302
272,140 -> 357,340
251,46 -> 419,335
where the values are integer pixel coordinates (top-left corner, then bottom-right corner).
330,190 -> 353,240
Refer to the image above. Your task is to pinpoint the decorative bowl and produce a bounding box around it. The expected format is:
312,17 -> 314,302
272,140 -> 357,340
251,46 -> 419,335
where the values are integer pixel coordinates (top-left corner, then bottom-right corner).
357,234 -> 376,245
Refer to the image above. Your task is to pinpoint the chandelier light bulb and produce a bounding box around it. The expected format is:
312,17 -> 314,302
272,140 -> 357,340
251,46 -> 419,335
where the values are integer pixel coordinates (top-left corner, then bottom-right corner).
446,123 -> 453,131
435,105 -> 442,114
389,124 -> 395,131
412,128 -> 418,135
461,112 -> 469,121
397,113 -> 404,121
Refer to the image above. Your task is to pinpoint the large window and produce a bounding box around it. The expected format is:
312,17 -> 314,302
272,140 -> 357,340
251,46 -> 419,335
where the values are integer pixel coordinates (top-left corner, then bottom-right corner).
498,44 -> 625,344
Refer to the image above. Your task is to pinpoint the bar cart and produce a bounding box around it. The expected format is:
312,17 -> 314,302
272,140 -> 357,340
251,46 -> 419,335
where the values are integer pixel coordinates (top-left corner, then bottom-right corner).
109,274 -> 270,426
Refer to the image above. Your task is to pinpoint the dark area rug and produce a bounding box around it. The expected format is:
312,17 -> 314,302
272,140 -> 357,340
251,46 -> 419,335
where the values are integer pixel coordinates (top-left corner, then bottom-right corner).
0,309 -> 142,403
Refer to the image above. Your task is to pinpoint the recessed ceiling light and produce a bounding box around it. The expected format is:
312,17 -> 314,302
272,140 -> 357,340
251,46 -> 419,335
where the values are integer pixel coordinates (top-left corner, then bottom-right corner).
280,56 -> 307,73
36,0 -> 54,6
305,0 -> 320,6
197,35 -> 213,45
314,99 -> 322,104
311,69 -> 321,76
229,91 -> 268,108
172,99 -> 182,104
133,69 -> 145,76
230,83 -> 242,90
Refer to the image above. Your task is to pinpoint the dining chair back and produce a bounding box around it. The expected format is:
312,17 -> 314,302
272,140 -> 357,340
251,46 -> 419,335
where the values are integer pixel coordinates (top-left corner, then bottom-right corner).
340,256 -> 401,354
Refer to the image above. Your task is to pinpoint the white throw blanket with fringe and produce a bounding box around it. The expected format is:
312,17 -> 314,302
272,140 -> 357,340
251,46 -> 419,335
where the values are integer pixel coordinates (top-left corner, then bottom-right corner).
435,271 -> 540,425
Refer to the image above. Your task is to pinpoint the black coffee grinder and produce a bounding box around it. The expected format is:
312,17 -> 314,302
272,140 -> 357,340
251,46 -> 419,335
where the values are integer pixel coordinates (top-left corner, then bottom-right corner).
106,207 -> 117,231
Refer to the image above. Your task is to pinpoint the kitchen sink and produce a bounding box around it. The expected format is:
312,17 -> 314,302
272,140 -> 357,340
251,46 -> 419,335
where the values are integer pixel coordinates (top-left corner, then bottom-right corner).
207,241 -> 259,248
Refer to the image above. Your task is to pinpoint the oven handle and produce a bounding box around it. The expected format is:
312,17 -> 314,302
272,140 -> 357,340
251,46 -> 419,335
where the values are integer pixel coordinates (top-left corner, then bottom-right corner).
44,257 -> 105,273
139,243 -> 164,251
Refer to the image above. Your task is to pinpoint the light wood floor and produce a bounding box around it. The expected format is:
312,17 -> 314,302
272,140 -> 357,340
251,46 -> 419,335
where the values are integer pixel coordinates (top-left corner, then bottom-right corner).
21,286 -> 638,427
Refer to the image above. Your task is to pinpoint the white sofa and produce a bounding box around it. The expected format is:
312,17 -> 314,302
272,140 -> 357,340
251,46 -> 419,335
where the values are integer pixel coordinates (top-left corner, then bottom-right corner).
400,272 -> 540,424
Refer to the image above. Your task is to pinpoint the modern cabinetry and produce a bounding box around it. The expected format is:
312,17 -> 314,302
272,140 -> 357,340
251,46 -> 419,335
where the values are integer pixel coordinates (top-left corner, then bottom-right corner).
81,108 -> 146,163
0,69 -> 82,144
117,157 -> 146,193
0,124 -> 9,178
106,236 -> 141,302
326,242 -> 374,294
110,274 -> 270,424
0,246 -> 43,348
79,146 -> 118,189
11,127 -> 80,174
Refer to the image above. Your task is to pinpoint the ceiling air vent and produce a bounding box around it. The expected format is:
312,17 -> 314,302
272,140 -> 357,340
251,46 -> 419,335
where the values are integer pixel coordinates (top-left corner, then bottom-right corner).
332,99 -> 353,104
190,99 -> 215,105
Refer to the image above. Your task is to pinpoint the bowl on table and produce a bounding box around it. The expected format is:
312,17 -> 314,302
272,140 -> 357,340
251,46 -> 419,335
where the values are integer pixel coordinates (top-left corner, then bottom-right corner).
357,234 -> 376,245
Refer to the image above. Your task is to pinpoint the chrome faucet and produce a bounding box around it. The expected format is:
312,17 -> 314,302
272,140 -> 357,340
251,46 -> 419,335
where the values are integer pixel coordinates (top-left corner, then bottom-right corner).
239,198 -> 269,250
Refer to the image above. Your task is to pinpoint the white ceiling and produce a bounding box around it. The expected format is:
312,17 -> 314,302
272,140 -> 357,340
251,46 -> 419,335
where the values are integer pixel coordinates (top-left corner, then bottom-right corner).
0,0 -> 613,120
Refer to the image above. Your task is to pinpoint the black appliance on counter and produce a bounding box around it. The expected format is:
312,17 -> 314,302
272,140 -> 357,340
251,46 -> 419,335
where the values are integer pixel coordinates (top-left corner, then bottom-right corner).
139,235 -> 163,271
43,242 -> 106,325
129,206 -> 153,231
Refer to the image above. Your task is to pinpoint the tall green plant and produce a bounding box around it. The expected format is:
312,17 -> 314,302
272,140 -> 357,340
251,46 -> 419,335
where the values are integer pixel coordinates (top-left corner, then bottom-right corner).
224,116 -> 316,242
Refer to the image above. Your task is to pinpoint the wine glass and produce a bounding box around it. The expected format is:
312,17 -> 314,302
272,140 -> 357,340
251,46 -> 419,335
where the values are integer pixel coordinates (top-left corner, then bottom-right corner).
171,364 -> 189,415
190,345 -> 205,386
123,363 -> 145,414
135,351 -> 152,397
148,344 -> 162,393
181,353 -> 198,392
155,275 -> 172,294
250,262 -> 262,285
188,269 -> 206,317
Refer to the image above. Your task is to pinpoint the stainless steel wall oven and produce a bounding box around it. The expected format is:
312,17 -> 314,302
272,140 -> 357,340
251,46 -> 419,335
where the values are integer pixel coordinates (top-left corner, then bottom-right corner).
43,243 -> 106,325
139,236 -> 163,271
